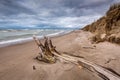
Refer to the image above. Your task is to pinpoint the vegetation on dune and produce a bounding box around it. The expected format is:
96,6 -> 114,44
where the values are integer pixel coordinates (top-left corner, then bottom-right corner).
82,3 -> 120,44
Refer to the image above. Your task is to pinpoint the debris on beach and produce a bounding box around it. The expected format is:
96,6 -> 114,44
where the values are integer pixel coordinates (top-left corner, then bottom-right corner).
33,36 -> 57,63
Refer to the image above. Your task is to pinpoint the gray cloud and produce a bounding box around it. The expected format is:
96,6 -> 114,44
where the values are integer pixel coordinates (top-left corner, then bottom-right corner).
0,0 -> 35,16
0,0 -> 120,28
62,0 -> 112,8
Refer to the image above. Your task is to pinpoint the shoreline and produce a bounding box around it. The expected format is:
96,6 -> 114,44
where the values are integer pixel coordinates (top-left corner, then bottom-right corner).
0,30 -> 120,80
0,30 -> 72,48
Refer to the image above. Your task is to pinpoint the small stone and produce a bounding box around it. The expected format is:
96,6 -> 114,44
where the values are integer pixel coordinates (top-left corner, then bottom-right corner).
93,45 -> 96,47
33,65 -> 36,70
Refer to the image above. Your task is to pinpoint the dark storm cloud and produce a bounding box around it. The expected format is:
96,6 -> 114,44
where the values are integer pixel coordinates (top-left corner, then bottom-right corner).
0,0 -> 35,16
61,0 -> 112,8
0,0 -> 119,28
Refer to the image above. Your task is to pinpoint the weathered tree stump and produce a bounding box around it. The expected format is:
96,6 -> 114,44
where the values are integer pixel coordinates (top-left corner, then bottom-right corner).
33,36 -> 57,63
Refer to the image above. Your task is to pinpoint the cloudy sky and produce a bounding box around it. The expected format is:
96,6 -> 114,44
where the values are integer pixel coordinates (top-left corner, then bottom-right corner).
0,0 -> 119,29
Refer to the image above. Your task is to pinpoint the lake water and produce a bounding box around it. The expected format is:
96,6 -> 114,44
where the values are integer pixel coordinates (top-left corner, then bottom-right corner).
0,29 -> 72,47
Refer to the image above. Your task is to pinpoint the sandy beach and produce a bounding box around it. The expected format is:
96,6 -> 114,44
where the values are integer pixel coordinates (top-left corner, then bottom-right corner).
0,30 -> 120,80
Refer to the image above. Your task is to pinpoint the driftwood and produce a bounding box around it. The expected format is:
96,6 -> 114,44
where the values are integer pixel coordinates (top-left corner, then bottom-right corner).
33,36 -> 57,63
33,36 -> 120,80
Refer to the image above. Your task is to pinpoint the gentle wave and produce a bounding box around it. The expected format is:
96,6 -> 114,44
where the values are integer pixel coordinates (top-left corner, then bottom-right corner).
0,30 -> 71,48
0,29 -> 50,42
